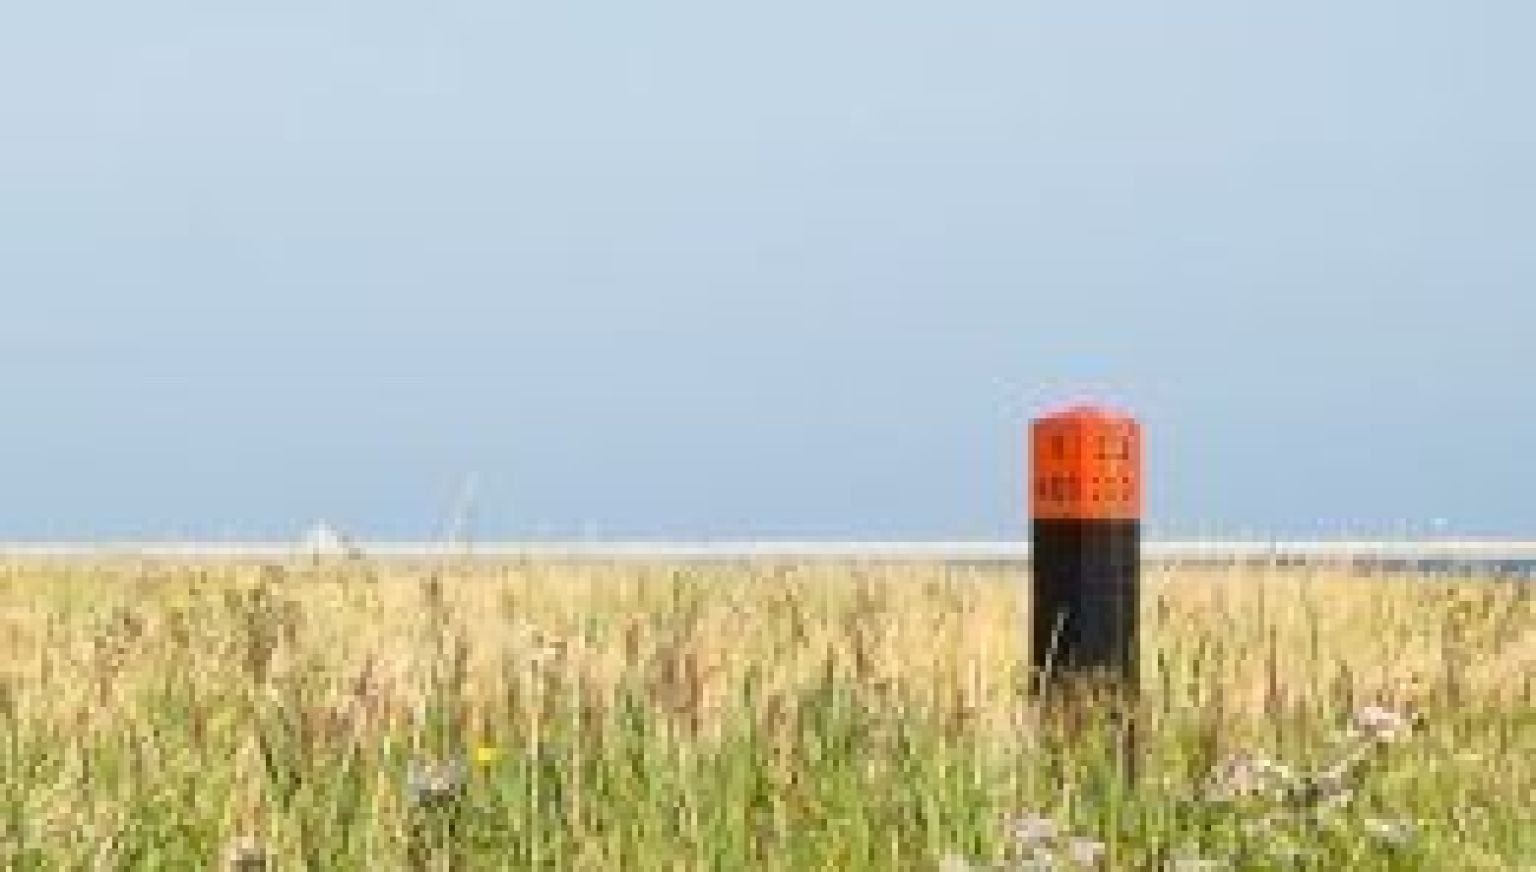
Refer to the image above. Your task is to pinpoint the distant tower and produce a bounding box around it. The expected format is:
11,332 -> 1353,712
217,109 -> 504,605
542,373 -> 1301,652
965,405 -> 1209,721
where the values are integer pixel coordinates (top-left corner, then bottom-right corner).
299,521 -> 361,560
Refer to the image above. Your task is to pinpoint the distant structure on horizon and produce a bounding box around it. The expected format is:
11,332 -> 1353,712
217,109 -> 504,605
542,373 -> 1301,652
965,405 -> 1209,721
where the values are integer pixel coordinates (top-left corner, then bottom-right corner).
298,522 -> 362,560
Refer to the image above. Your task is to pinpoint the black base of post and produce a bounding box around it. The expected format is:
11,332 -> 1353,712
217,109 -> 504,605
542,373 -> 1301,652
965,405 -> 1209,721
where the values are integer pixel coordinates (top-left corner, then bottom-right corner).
1030,519 -> 1140,688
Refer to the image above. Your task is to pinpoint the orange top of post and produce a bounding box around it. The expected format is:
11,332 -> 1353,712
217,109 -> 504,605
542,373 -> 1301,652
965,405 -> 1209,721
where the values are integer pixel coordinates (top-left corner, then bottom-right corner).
1030,405 -> 1142,520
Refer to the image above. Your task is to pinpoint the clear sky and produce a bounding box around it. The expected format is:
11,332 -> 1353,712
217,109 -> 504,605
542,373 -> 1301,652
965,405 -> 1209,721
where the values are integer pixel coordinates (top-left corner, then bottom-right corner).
1,2 -> 1532,540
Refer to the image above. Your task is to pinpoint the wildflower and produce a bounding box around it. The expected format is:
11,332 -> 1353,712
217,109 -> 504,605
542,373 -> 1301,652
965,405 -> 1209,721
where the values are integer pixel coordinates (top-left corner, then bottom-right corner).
1207,754 -> 1292,801
1064,837 -> 1106,868
1287,745 -> 1372,809
1349,705 -> 1412,744
1240,813 -> 1282,839
1007,813 -> 1061,851
224,836 -> 268,872
938,853 -> 977,872
1016,853 -> 1058,871
406,758 -> 467,808
1290,775 -> 1352,810
473,745 -> 502,767
1363,817 -> 1416,848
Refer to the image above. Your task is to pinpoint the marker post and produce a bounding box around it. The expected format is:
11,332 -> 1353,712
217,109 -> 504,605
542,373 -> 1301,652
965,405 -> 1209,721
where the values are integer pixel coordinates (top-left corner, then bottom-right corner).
1030,406 -> 1142,692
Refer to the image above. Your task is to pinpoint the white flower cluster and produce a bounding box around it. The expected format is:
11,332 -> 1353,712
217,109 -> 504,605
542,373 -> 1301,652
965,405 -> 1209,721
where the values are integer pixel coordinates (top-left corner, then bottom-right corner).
939,813 -> 1107,870
940,705 -> 1425,871
406,758 -> 468,808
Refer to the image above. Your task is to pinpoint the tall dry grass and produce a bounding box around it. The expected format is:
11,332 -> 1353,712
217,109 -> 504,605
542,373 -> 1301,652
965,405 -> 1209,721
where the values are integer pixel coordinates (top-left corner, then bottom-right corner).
0,558 -> 1530,869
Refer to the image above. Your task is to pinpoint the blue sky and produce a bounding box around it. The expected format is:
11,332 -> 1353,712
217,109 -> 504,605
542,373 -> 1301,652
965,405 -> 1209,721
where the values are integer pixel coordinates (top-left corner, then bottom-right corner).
1,1 -> 1531,539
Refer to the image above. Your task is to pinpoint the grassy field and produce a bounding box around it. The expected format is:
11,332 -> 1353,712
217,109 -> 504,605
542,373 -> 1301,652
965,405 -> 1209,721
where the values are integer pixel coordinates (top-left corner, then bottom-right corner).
0,559 -> 1530,870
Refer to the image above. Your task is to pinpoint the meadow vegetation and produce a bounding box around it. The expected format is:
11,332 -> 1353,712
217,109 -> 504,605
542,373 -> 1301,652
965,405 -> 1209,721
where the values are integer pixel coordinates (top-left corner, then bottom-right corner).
0,558 -> 1530,870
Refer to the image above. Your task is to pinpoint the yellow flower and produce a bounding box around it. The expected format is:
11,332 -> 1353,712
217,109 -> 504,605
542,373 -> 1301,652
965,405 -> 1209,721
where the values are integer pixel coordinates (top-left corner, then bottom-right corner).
473,746 -> 502,767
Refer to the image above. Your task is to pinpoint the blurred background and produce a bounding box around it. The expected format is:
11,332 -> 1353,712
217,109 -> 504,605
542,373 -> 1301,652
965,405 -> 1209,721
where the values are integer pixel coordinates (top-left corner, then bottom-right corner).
1,1 -> 1531,540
